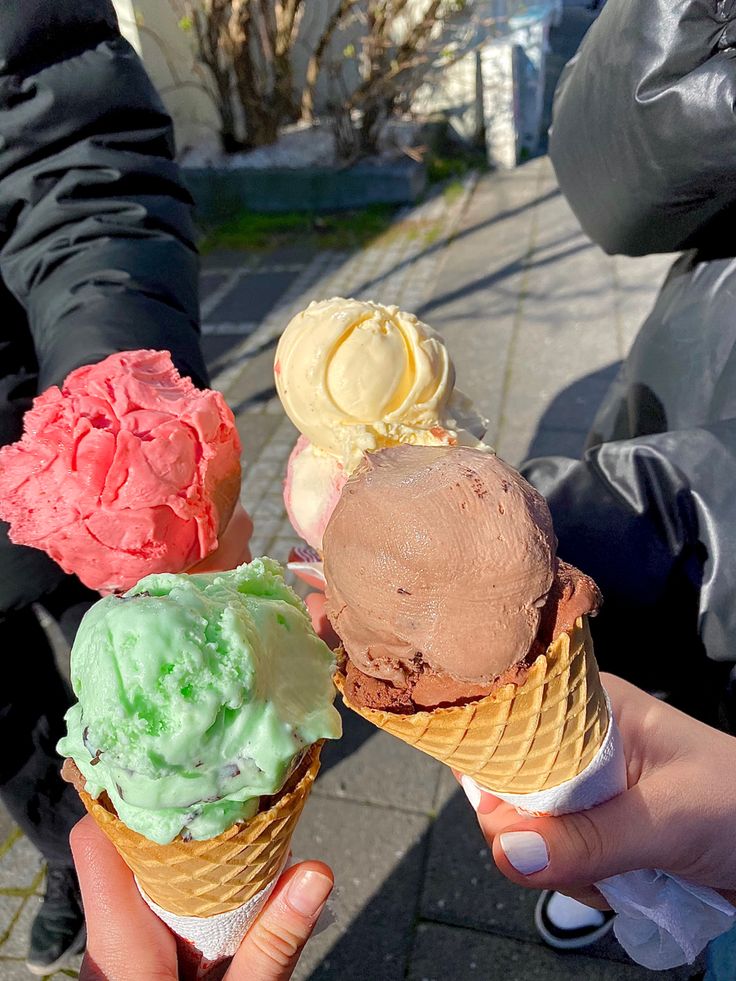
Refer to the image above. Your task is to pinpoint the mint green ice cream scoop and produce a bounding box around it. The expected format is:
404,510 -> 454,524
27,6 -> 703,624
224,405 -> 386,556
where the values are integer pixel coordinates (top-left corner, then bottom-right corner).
58,558 -> 342,844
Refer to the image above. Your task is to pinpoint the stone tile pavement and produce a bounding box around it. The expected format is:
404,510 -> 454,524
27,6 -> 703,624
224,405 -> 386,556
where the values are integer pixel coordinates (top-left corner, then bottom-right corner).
0,157 -> 686,980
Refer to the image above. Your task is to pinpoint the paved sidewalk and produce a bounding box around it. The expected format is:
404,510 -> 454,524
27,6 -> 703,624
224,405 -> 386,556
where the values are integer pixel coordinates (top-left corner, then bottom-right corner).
0,158 -> 684,980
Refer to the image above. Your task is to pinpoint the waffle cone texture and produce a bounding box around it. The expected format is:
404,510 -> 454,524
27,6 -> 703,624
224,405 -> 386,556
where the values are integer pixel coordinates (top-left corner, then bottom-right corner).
213,466 -> 242,539
77,744 -> 322,917
335,617 -> 607,794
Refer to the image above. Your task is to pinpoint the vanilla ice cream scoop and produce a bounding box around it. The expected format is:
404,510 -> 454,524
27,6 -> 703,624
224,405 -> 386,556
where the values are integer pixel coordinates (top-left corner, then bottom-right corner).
275,298 -> 486,472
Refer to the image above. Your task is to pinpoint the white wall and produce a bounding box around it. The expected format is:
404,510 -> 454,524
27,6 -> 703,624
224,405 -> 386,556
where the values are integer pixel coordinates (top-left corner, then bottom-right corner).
112,0 -> 221,153
112,0 -> 489,153
111,0 -> 549,163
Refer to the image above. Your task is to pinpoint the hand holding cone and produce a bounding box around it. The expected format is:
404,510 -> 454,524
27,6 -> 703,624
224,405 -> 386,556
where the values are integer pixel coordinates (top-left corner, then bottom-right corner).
321,444 -> 605,795
57,561 -> 341,971
67,746 -> 322,917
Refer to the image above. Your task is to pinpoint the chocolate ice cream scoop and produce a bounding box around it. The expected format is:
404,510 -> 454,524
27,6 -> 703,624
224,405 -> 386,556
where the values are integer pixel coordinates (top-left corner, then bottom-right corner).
531,560 -> 602,658
323,445 -> 558,687
339,560 -> 601,712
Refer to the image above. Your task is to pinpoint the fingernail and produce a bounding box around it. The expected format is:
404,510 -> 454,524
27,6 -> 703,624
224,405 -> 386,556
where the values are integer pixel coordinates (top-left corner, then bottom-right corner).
286,869 -> 333,917
461,775 -> 482,811
499,832 -> 549,875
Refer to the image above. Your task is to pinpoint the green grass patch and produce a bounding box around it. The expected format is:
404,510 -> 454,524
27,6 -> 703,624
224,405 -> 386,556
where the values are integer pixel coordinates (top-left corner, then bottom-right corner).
443,179 -> 466,204
426,149 -> 487,185
200,204 -> 399,254
422,221 -> 444,246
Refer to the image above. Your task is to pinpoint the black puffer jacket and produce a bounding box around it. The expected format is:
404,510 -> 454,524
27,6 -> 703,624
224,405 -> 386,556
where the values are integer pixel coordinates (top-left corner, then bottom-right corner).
523,0 -> 736,727
0,1 -> 208,614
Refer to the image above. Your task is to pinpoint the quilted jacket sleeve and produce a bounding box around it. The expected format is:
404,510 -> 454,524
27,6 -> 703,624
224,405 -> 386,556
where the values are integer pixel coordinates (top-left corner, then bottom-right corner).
0,0 -> 209,390
550,0 -> 736,256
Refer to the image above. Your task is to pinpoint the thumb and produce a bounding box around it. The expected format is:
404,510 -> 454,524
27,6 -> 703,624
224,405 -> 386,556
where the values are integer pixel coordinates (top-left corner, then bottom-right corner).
226,862 -> 333,981
486,784 -> 662,892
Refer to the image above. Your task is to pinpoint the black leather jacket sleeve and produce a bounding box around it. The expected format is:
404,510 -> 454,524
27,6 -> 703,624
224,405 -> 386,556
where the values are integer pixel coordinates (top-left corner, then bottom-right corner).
550,0 -> 736,256
522,422 -> 736,724
0,0 -> 208,391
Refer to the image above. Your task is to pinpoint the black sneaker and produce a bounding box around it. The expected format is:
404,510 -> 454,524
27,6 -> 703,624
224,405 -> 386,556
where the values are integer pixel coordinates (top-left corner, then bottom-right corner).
535,890 -> 615,950
25,865 -> 86,976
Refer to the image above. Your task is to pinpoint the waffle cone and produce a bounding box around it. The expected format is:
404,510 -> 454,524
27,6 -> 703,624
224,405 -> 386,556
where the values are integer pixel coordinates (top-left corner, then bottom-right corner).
213,464 -> 242,539
76,744 -> 321,917
335,617 -> 607,794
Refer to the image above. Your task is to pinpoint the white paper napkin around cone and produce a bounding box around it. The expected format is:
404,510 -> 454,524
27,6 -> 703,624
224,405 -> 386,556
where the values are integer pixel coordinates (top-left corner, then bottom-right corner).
475,696 -> 736,970
287,558 -> 326,589
137,855 -> 285,961
136,854 -> 338,979
136,852 -> 287,981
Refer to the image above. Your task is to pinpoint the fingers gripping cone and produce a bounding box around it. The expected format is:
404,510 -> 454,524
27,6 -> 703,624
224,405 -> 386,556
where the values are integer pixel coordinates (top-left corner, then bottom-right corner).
336,618 -> 608,794
338,615 -> 736,967
57,559 -> 341,980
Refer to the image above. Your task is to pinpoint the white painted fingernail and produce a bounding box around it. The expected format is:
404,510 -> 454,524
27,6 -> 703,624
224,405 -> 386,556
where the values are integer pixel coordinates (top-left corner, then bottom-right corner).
461,775 -> 482,811
499,832 -> 549,875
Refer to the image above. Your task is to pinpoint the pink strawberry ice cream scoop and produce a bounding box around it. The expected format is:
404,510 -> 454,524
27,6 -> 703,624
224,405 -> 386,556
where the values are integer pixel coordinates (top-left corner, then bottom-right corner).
284,436 -> 347,552
0,350 -> 243,593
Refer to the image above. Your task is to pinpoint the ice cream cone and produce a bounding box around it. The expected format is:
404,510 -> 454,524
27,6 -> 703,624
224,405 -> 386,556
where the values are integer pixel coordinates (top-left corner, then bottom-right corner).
335,617 -> 607,794
212,466 -> 242,541
71,744 -> 322,917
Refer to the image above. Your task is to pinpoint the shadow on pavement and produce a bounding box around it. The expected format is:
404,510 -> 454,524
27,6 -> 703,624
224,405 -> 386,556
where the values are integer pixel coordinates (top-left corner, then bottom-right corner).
316,701 -> 376,780
304,783 -> 634,980
419,229 -> 591,318
228,384 -> 277,415
524,361 -> 622,462
206,333 -> 279,384
356,183 -> 561,303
